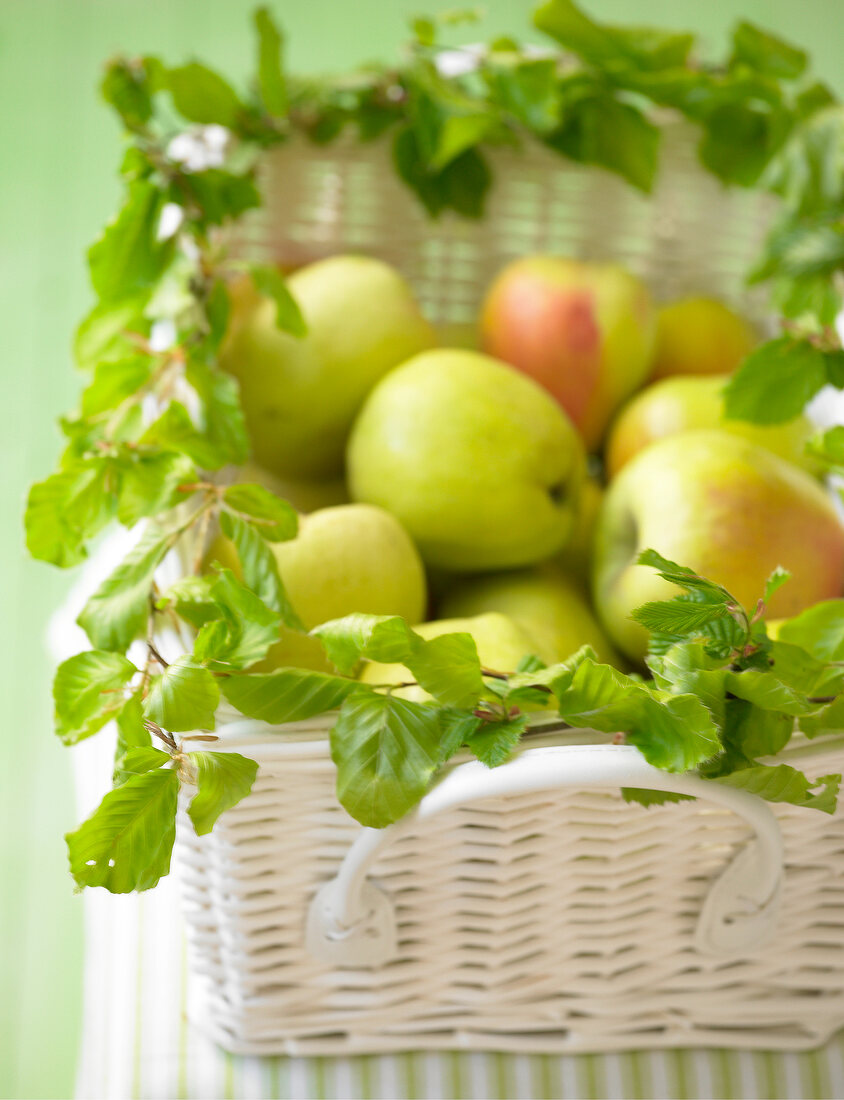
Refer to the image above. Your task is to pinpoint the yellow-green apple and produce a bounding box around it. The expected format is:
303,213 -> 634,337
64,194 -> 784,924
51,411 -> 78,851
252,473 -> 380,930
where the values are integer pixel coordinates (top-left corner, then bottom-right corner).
650,297 -> 756,380
347,348 -> 586,571
358,612 -> 543,703
554,474 -> 603,588
606,375 -> 817,479
480,256 -> 656,450
593,430 -> 844,661
207,503 -> 427,672
439,565 -> 621,667
219,256 -> 434,480
228,461 -> 349,513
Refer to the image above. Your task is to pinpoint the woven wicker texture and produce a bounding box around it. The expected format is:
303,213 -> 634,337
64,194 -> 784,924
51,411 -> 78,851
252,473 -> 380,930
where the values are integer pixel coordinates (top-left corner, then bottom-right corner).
246,120 -> 774,324
179,729 -> 844,1055
177,124 -> 843,1056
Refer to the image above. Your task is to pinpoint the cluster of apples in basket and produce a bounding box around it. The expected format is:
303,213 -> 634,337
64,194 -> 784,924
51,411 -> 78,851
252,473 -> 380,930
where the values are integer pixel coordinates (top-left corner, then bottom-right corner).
211,253 -> 844,681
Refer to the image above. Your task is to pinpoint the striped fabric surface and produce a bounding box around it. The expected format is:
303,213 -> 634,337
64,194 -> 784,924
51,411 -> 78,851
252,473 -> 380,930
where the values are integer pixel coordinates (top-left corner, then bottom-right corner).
73,868 -> 844,1100
70,735 -> 844,1100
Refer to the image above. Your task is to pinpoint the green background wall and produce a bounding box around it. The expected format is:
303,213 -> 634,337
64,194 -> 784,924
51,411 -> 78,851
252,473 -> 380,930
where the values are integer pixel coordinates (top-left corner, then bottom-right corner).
1,3 -> 841,1097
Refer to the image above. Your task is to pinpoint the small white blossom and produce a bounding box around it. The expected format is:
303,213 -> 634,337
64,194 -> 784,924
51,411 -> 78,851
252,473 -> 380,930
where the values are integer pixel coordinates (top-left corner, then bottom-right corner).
156,202 -> 184,241
434,44 -> 485,78
166,124 -> 230,172
149,318 -> 177,352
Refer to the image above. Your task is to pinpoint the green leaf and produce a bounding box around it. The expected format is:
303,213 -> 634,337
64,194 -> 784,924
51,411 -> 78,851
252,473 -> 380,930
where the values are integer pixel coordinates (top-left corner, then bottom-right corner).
330,690 -> 443,827
698,101 -> 790,187
116,746 -> 171,777
87,180 -> 173,304
66,767 -> 178,892
184,169 -> 261,226
767,640 -> 844,697
648,643 -> 727,726
506,646 -> 596,704
393,128 -> 491,218
724,667 -> 820,717
198,567 -> 281,668
254,7 -> 287,115
167,63 -> 242,126
54,650 -> 137,745
714,765 -> 840,814
218,512 -> 303,630
156,575 -> 219,629
557,659 -> 720,772
437,709 -> 482,763
186,750 -> 258,835
101,58 -> 154,130
250,264 -> 307,337
621,788 -> 695,808
117,451 -> 197,526
312,613 -> 417,675
80,356 -> 152,416
632,598 -> 730,637
778,600 -> 844,661
222,483 -> 298,541
113,694 -> 153,784
466,713 -> 529,767
144,655 -> 219,732
636,549 -> 736,601
534,0 -> 694,72
764,566 -> 791,605
74,295 -> 150,369
25,462 -> 116,568
730,21 -> 807,81
140,402 -> 229,470
720,697 -> 794,761
429,113 -> 498,172
184,360 -> 250,467
483,56 -> 561,133
220,668 -> 356,723
405,632 -> 485,709
722,337 -> 827,425
800,695 -> 844,739
548,89 -> 659,192
77,524 -> 172,651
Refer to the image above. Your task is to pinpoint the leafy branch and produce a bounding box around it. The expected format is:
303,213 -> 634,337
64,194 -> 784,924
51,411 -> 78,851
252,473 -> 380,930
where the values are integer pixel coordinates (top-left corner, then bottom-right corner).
25,4 -> 844,895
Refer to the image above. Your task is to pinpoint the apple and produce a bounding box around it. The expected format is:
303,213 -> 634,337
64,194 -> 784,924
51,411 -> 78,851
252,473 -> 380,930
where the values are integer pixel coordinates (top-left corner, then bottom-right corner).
650,297 -> 756,380
438,565 -> 621,667
207,503 -> 427,672
227,461 -> 349,513
554,474 -> 603,588
347,348 -> 586,571
593,430 -> 844,661
480,256 -> 656,450
606,375 -> 818,479
358,612 -> 544,703
219,256 -> 435,480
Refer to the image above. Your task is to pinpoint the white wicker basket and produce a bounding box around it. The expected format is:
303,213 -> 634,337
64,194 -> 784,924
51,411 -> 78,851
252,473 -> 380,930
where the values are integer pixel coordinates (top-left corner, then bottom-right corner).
176,120 -> 844,1055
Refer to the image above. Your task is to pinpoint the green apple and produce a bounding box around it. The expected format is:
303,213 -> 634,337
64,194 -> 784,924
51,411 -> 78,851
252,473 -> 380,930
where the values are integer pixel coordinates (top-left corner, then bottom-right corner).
650,297 -> 756,380
229,461 -> 349,513
605,375 -> 817,478
439,565 -> 621,667
219,256 -> 435,480
554,474 -> 603,589
593,430 -> 844,661
347,348 -> 586,571
207,503 -> 427,672
480,256 -> 656,450
358,612 -> 543,703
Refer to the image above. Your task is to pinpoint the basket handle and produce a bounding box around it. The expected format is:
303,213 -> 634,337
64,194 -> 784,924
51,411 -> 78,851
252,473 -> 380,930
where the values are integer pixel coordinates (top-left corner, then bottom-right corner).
305,743 -> 784,967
